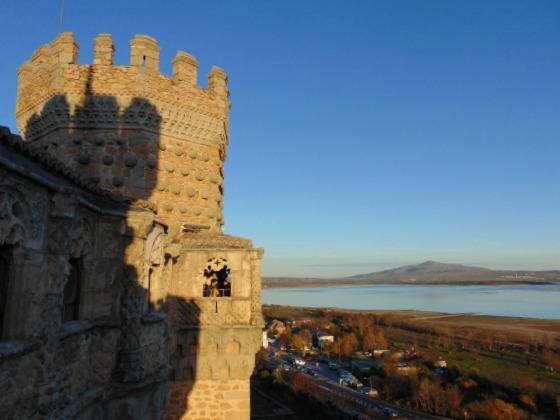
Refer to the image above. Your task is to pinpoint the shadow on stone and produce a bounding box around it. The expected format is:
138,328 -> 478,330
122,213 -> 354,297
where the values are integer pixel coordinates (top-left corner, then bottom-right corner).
0,31 -> 263,420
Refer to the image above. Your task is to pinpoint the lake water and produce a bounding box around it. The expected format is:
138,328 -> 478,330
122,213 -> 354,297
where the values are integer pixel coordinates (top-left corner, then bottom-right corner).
262,283 -> 560,319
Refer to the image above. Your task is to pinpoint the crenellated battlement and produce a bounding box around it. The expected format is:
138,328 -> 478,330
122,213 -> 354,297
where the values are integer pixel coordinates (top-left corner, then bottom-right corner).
15,33 -> 232,233
17,32 -> 230,140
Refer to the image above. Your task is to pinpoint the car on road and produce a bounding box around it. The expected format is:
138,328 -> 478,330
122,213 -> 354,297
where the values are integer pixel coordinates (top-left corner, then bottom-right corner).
359,387 -> 379,397
328,362 -> 339,370
303,367 -> 318,377
383,407 -> 399,418
339,372 -> 363,389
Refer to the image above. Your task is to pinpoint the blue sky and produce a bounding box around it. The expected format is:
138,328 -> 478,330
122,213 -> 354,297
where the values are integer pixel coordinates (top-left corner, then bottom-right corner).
1,1 -> 559,276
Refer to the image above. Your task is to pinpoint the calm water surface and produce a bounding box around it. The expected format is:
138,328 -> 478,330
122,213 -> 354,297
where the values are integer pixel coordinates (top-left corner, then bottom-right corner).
262,284 -> 560,319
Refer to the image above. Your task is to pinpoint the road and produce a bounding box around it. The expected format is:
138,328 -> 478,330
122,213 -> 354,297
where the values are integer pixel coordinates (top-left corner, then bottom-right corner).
263,347 -> 448,420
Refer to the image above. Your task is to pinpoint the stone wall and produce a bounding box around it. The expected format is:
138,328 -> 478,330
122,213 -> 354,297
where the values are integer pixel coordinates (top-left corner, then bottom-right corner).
161,233 -> 264,419
0,128 -> 168,419
165,380 -> 250,420
16,33 -> 229,233
2,31 -> 264,420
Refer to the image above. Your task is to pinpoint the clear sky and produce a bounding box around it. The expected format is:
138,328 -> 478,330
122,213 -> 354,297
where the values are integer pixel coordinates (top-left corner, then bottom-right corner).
1,1 -> 559,277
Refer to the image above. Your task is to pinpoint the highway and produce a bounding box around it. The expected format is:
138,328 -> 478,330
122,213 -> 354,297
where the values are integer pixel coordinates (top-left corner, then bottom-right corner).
263,347 -> 448,420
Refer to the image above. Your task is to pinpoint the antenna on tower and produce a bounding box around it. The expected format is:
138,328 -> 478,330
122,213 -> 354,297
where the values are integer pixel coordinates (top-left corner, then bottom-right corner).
59,0 -> 65,33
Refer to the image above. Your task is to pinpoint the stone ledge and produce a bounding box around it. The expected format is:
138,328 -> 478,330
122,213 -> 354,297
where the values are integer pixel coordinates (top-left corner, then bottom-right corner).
59,320 -> 93,339
175,232 -> 253,250
142,311 -> 167,324
91,317 -> 121,328
59,318 -> 123,339
0,339 -> 39,360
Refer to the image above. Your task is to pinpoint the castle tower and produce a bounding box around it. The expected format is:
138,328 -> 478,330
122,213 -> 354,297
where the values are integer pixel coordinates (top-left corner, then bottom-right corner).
16,32 -> 230,234
15,33 -> 263,420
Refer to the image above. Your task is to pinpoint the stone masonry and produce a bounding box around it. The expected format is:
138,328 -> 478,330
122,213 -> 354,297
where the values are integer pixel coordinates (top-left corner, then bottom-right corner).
0,127 -> 169,419
0,32 -> 263,419
17,32 -> 230,234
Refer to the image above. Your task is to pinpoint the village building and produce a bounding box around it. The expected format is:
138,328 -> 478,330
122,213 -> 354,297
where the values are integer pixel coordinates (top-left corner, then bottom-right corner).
313,331 -> 335,349
262,330 -> 269,349
267,319 -> 286,335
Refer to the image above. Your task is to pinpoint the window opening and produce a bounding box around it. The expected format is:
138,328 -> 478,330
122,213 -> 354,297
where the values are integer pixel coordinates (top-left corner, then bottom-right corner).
202,257 -> 231,297
0,245 -> 13,338
142,55 -> 147,67
63,258 -> 82,321
146,267 -> 154,313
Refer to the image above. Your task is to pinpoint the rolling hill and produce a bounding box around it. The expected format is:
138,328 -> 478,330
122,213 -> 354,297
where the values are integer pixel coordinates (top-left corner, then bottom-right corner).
263,261 -> 560,289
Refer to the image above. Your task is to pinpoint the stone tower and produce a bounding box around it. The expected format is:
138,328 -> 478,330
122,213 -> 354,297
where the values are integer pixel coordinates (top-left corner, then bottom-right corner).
17,32 -> 229,234
15,33 -> 263,419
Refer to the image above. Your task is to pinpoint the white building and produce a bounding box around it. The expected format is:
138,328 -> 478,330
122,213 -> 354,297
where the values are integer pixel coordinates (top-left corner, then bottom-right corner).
316,331 -> 334,349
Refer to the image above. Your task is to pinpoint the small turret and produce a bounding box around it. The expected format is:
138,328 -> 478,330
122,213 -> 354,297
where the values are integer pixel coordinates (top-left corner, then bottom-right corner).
173,51 -> 198,85
50,32 -> 78,65
93,33 -> 114,66
130,34 -> 160,71
208,66 -> 228,99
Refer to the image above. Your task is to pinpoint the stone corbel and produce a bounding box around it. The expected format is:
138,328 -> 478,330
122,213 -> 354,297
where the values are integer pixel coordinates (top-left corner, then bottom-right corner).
50,188 -> 79,219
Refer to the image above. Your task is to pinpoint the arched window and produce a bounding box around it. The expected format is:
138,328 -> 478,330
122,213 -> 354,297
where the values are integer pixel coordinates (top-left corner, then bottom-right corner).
144,229 -> 164,313
0,245 -> 14,338
63,258 -> 82,322
202,257 -> 231,298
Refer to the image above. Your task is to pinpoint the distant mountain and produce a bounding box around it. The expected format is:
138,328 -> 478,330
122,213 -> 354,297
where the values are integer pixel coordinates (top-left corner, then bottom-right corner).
263,261 -> 560,288
347,260 -> 494,282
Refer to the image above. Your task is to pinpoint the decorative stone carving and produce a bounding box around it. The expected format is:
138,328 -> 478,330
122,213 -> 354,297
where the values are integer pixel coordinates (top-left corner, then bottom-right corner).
147,154 -> 157,168
70,217 -> 94,258
77,153 -> 90,165
164,162 -> 175,173
124,153 -> 138,167
112,176 -> 125,187
156,181 -> 167,192
0,187 -> 31,246
102,155 -> 114,165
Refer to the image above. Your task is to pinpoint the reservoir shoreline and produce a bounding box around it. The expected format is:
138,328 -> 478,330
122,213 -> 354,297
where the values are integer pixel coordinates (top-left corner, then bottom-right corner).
263,279 -> 559,289
263,304 -> 560,340
263,283 -> 560,320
